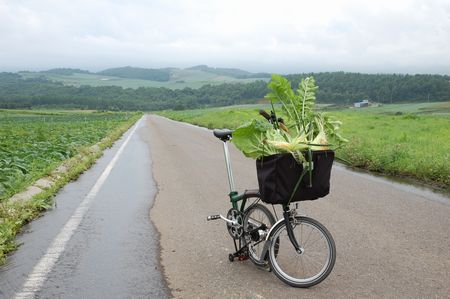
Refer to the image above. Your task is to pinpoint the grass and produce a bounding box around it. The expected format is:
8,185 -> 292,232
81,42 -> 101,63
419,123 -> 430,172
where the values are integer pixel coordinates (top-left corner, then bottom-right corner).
349,102 -> 450,115
157,102 -> 450,190
19,70 -> 269,90
0,110 -> 142,263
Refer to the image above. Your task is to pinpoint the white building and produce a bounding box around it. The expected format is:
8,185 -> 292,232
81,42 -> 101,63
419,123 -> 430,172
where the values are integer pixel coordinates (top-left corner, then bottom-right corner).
354,99 -> 370,108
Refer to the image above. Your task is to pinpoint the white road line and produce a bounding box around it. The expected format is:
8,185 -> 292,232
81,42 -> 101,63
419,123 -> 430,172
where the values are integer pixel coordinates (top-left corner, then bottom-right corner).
14,116 -> 143,299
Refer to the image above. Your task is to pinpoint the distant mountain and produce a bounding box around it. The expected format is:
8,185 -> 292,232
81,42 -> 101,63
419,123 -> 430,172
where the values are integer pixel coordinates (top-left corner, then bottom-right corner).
186,65 -> 271,79
97,66 -> 171,82
42,68 -> 91,75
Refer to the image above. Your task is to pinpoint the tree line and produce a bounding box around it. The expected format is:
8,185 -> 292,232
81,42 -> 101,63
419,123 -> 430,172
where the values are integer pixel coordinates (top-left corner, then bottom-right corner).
286,72 -> 450,104
0,72 -> 448,111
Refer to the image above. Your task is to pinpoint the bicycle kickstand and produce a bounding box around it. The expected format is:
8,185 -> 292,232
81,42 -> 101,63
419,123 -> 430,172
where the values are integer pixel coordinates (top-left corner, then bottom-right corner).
229,240 -> 249,262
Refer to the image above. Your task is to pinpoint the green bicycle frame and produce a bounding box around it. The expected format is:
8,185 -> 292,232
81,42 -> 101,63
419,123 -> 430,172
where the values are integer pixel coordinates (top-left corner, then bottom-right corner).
222,140 -> 250,212
229,191 -> 247,212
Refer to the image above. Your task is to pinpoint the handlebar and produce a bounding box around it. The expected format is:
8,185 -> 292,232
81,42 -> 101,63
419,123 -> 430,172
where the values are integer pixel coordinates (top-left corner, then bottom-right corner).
259,109 -> 286,124
259,109 -> 271,122
259,109 -> 289,133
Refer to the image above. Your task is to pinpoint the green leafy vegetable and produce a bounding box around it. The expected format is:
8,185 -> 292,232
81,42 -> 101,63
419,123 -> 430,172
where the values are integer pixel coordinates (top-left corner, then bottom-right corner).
232,74 -> 347,162
232,120 -> 277,158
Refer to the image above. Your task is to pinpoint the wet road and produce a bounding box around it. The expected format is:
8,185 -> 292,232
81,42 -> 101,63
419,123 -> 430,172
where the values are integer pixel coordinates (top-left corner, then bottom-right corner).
0,116 -> 169,298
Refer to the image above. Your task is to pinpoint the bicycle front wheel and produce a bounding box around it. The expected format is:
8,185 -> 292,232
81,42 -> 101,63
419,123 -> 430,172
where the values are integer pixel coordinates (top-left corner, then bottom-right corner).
268,216 -> 336,288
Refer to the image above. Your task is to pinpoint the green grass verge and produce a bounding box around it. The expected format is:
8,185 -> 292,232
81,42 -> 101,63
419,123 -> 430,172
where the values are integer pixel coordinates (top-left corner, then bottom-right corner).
157,103 -> 450,190
0,112 -> 142,264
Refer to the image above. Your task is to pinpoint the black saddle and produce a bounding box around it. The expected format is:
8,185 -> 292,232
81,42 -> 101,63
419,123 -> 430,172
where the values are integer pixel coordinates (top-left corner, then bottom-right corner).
213,129 -> 233,142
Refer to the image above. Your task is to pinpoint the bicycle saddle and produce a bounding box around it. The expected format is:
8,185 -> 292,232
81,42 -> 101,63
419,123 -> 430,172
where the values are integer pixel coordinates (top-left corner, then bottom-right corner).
213,129 -> 233,142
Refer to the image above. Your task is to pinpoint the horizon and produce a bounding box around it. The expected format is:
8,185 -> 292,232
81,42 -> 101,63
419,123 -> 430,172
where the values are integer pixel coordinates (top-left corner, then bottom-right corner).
7,65 -> 450,77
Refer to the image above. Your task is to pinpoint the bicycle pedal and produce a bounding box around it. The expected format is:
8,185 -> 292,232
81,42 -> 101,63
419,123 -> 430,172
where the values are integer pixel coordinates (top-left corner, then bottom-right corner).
207,215 -> 221,221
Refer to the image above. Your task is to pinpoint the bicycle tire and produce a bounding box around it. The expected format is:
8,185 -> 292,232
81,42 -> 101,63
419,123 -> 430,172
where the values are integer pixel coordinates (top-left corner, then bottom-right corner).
243,203 -> 276,267
268,216 -> 336,288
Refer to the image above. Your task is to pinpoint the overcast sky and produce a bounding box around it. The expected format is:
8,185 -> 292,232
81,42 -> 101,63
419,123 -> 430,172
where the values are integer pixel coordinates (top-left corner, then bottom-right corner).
1,0 -> 449,74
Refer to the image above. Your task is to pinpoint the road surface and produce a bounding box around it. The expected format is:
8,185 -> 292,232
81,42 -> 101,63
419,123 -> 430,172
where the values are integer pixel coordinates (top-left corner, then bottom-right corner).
1,114 -> 449,299
147,115 -> 450,299
0,116 -> 169,298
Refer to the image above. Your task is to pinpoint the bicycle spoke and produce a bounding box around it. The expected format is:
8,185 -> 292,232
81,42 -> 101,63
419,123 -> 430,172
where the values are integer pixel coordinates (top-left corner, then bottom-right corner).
302,252 -> 324,269
297,254 -> 305,278
247,217 -> 265,226
302,226 -> 315,247
304,233 -> 324,249
300,222 -> 303,244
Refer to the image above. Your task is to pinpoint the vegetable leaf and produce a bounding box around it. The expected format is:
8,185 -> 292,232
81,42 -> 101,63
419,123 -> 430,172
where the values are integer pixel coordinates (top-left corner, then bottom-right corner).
232,120 -> 277,158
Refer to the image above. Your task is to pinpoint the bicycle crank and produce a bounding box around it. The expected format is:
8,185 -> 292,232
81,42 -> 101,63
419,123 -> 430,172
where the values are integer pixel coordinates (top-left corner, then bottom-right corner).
226,208 -> 244,239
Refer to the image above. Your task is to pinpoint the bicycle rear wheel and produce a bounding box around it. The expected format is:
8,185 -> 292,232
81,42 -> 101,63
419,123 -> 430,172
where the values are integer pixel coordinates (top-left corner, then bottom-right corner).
268,216 -> 336,288
243,203 -> 275,267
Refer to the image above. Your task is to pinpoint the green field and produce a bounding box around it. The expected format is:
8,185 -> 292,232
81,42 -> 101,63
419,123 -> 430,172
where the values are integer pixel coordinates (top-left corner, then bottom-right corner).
19,69 -> 268,90
349,102 -> 450,115
0,110 -> 141,201
0,109 -> 141,263
157,102 -> 450,190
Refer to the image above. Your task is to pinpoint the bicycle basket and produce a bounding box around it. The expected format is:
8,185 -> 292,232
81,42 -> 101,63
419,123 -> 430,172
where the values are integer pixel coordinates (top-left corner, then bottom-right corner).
256,150 -> 334,205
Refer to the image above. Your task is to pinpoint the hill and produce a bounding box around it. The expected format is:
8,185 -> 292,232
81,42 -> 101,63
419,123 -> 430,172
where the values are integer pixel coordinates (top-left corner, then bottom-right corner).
186,65 -> 271,79
97,66 -> 171,82
19,66 -> 270,89
41,68 -> 91,75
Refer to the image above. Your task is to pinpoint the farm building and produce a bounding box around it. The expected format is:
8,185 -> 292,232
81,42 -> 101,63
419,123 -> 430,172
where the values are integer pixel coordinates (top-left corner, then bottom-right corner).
354,99 -> 370,108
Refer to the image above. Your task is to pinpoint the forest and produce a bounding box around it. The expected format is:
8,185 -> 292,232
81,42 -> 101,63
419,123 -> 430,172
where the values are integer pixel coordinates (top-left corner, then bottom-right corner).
0,72 -> 449,111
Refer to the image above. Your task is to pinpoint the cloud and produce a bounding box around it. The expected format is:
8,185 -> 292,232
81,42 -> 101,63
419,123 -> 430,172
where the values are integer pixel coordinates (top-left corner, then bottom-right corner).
0,0 -> 449,74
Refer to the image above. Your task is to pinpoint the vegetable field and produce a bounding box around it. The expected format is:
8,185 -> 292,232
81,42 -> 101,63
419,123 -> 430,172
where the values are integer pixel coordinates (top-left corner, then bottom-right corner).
0,109 -> 141,264
157,102 -> 450,190
0,110 -> 141,201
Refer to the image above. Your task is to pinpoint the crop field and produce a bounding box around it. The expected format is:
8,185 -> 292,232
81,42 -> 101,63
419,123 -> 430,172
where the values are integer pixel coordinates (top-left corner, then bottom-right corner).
0,110 -> 141,201
157,102 -> 450,190
19,70 -> 268,90
0,109 -> 141,263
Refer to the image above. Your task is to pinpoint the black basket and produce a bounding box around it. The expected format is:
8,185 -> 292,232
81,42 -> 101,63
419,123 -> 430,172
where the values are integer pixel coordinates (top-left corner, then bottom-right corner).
256,150 -> 334,205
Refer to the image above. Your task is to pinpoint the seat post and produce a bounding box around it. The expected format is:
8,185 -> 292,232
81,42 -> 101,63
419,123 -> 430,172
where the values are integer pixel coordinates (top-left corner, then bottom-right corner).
222,141 -> 236,192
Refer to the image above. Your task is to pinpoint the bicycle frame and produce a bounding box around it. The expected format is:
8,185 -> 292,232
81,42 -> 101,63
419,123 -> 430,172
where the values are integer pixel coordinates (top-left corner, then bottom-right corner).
222,141 -> 235,192
221,141 -> 249,212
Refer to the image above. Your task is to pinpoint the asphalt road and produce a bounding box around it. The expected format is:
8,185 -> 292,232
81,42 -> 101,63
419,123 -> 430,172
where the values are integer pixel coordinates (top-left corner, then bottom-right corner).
1,114 -> 449,299
0,116 -> 169,299
147,115 -> 450,299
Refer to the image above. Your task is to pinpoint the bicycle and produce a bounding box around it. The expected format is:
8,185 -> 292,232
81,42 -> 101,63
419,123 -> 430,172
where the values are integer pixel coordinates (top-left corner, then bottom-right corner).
207,111 -> 336,288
